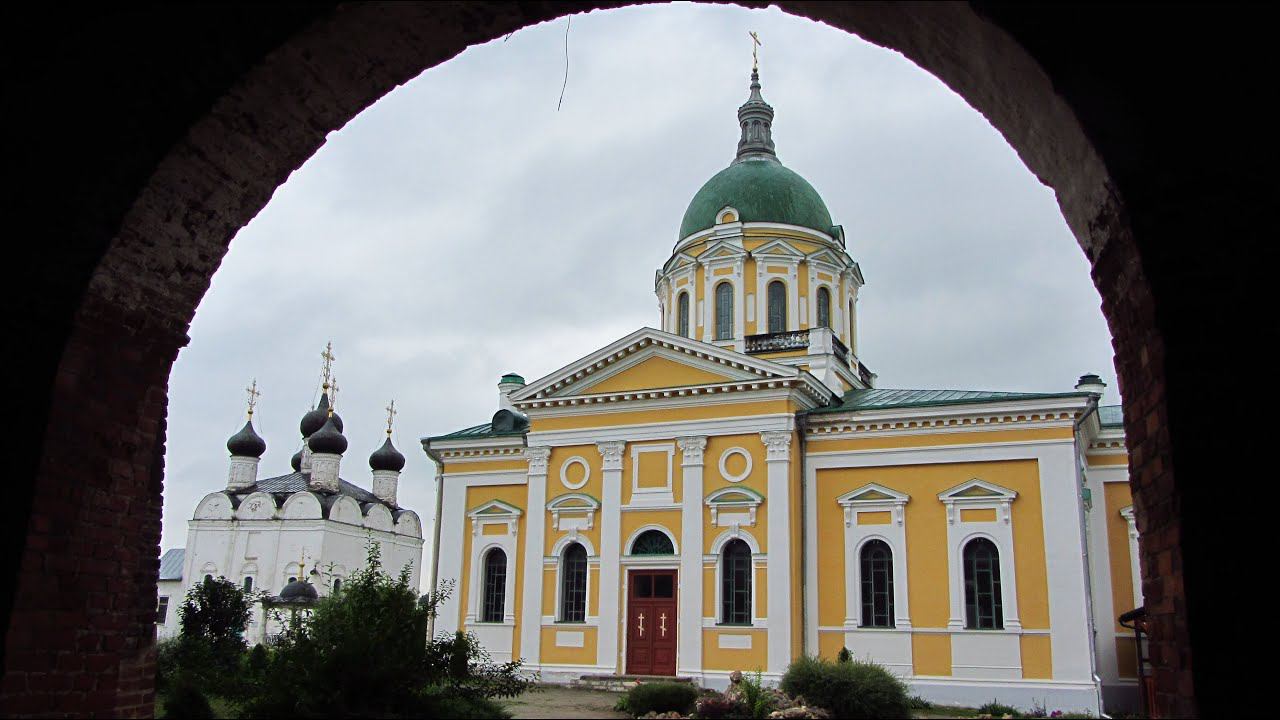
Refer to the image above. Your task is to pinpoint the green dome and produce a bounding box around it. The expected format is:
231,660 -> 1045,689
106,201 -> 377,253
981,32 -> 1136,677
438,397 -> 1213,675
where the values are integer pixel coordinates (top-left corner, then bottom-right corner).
678,158 -> 834,240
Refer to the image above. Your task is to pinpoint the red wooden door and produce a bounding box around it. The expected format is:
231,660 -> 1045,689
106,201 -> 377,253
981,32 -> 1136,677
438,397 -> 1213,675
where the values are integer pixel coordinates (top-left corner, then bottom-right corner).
625,570 -> 678,676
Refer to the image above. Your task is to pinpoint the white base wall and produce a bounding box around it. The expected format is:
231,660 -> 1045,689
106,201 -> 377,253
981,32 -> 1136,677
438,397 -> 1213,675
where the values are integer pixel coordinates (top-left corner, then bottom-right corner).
906,677 -> 1101,715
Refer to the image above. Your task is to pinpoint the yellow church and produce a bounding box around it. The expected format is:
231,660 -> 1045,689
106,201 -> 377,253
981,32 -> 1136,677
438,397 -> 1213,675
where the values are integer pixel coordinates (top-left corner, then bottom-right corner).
423,67 -> 1142,715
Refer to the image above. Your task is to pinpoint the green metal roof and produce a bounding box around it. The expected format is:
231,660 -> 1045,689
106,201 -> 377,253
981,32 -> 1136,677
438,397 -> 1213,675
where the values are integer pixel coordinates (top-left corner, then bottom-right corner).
809,388 -> 1093,415
679,157 -> 833,239
427,422 -> 526,442
1098,404 -> 1124,427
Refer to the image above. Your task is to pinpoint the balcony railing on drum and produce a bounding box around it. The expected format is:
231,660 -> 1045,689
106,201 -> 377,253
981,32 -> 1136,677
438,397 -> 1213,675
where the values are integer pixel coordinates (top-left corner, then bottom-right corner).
744,330 -> 809,354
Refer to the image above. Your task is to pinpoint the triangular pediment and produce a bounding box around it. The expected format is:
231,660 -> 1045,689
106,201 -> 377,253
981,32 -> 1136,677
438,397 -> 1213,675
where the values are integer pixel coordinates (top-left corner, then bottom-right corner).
511,328 -> 800,401
806,247 -> 849,269
938,478 -> 1017,502
468,499 -> 522,518
752,238 -> 805,258
837,483 -> 910,506
700,239 -> 747,261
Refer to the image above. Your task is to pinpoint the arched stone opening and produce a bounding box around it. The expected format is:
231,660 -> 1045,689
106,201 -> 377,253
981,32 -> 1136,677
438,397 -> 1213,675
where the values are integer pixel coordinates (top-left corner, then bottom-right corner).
5,3 -> 1263,716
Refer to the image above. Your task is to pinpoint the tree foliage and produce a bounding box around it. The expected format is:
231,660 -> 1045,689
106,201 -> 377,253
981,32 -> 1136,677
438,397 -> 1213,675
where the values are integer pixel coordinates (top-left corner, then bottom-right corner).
239,543 -> 533,718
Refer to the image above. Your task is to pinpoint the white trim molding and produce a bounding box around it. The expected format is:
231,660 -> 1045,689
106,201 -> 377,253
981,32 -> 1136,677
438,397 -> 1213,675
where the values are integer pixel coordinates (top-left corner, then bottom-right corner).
559,455 -> 591,490
717,446 -> 753,483
938,479 -> 1020,633
836,484 -> 911,630
705,486 -> 764,528
547,493 -> 599,533
1119,505 -> 1143,609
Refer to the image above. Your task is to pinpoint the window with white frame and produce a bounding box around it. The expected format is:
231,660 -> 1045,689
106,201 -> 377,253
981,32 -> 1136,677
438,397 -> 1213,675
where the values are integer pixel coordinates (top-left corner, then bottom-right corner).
481,548 -> 507,623
156,596 -> 169,624
963,538 -> 1003,629
559,542 -> 588,622
720,539 -> 752,625
859,540 -> 894,628
816,287 -> 832,329
715,282 -> 735,340
767,280 -> 787,333
678,292 -> 690,338
939,479 -> 1020,631
837,484 -> 911,630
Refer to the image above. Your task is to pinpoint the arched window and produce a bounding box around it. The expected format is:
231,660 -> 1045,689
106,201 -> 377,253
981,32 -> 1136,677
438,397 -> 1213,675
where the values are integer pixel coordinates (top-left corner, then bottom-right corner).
817,287 -> 831,329
332,578 -> 341,593
963,538 -> 1003,629
859,540 -> 894,628
767,280 -> 787,333
559,543 -> 588,622
481,548 -> 507,623
848,300 -> 855,347
631,529 -> 675,555
677,292 -> 690,338
242,576 -> 253,593
204,574 -> 213,584
715,282 -> 734,340
720,539 -> 752,625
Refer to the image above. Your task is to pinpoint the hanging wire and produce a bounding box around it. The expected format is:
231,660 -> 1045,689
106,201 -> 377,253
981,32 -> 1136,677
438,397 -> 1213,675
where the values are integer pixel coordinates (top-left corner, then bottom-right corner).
557,16 -> 571,111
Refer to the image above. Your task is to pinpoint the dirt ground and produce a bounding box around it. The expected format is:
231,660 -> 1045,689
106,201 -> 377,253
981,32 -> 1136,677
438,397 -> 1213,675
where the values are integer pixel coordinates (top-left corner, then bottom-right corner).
504,685 -> 630,719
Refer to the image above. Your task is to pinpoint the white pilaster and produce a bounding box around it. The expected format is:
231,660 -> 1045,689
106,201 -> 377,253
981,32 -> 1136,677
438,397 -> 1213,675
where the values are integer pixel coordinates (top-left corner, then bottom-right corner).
435,478 -> 468,634
1039,443 -> 1097,682
761,431 -> 793,673
677,436 -> 707,675
520,447 -> 552,665
596,440 -> 626,671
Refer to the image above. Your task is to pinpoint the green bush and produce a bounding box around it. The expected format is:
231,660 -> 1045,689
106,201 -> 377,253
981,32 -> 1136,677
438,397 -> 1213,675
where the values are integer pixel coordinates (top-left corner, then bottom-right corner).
739,671 -> 777,719
977,700 -> 1021,717
239,545 -> 532,717
780,655 -> 911,719
837,647 -> 852,664
625,681 -> 699,717
161,680 -> 214,719
907,694 -> 934,709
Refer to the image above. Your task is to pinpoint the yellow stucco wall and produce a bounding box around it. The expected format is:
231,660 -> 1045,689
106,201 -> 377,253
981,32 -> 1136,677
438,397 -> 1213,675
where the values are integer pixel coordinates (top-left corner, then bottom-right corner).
912,635 -> 952,676
530,399 -> 793,432
445,458 -> 527,474
1020,635 -> 1053,679
703,629 -> 768,671
539,626 -> 599,665
459,484 -> 528,659
815,459 -> 1053,676
585,356 -> 731,394
1104,480 -> 1137,632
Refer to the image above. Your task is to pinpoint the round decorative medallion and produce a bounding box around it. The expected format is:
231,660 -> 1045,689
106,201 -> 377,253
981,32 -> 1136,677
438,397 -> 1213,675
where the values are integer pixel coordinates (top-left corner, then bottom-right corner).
718,447 -> 752,483
560,456 -> 590,490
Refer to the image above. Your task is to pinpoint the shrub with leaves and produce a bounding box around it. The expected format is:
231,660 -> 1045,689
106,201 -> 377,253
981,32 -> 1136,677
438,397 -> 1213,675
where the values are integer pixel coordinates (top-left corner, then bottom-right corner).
977,700 -> 1022,717
836,647 -> 852,664
625,681 -> 699,717
160,575 -> 257,702
239,543 -> 530,718
780,655 -> 911,719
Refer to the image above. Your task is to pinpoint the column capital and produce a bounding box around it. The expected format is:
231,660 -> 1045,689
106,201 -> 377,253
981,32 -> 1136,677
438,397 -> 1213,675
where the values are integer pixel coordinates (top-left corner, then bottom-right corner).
525,446 -> 552,474
677,436 -> 708,465
596,441 -> 626,471
760,431 -> 792,462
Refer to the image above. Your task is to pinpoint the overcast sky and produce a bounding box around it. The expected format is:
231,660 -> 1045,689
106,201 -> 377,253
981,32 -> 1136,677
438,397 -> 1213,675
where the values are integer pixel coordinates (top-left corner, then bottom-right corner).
162,3 -> 1120,587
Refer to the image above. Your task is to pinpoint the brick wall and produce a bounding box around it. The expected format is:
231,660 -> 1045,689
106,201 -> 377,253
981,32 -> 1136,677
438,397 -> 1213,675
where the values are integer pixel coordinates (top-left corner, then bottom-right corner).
4,2 -> 1239,717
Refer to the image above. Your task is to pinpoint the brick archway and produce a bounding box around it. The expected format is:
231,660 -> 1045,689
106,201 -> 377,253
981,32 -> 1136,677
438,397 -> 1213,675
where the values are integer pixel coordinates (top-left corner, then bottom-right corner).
5,3 -> 1259,717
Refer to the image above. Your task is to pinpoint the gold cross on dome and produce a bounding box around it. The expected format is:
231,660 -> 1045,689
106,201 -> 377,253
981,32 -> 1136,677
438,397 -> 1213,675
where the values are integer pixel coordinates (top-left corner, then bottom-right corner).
385,400 -> 397,436
245,378 -> 261,418
749,31 -> 762,72
329,376 -> 340,413
319,341 -> 336,389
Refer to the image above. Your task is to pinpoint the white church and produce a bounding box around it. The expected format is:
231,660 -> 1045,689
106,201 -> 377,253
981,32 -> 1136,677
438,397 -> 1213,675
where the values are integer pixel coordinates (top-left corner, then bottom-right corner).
157,357 -> 424,644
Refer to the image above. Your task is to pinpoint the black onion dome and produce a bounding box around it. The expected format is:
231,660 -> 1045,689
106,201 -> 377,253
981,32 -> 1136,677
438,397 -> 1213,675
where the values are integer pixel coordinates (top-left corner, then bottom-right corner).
369,436 -> 406,472
307,415 -> 348,455
300,393 -> 344,437
279,579 -> 318,601
290,448 -> 303,471
227,420 -> 267,458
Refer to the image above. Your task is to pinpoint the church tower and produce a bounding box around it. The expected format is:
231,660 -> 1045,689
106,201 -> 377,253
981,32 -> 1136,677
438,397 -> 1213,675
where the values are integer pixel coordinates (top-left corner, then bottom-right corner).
654,67 -> 871,394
